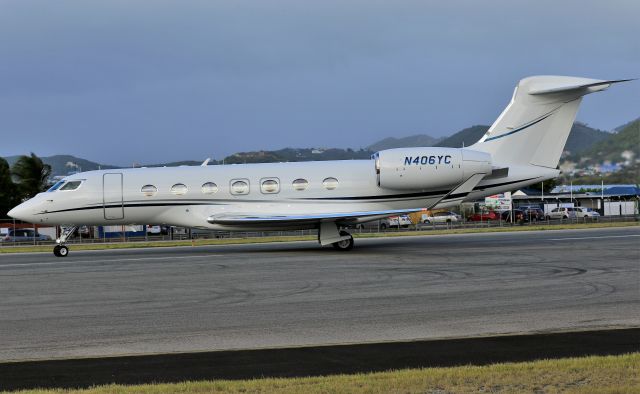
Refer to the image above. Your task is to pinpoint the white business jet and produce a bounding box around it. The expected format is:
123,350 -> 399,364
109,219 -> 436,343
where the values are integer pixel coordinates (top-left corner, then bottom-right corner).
8,75 -> 630,256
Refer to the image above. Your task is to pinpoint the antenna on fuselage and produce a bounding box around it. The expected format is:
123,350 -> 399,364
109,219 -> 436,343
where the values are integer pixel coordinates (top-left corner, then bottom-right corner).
201,158 -> 211,167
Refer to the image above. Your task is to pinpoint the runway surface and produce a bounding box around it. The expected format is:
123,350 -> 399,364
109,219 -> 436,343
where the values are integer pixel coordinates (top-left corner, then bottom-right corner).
1,226 -> 638,361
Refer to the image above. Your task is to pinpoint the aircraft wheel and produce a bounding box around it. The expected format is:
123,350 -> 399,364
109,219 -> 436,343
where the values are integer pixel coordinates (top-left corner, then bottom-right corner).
53,245 -> 69,257
332,231 -> 354,251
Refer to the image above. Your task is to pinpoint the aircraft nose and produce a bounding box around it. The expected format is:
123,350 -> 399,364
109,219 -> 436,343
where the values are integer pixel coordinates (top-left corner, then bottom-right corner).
7,203 -> 28,221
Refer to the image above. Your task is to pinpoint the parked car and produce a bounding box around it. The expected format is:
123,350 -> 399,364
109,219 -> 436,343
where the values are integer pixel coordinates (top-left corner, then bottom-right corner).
147,225 -> 163,235
170,226 -> 189,236
546,207 -> 577,220
501,209 -> 526,223
574,207 -> 600,219
380,215 -> 412,229
2,229 -> 52,242
519,207 -> 545,221
467,210 -> 500,221
423,211 -> 462,224
147,225 -> 170,235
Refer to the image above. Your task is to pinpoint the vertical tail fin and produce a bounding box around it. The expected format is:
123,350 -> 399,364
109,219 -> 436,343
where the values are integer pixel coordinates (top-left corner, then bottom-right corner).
471,76 -> 632,168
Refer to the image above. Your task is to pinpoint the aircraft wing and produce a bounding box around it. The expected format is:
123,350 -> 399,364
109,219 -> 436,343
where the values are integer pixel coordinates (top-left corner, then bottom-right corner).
207,208 -> 424,226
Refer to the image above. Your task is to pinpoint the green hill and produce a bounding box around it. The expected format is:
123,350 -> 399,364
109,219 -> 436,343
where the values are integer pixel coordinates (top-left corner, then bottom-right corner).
367,134 -> 441,151
613,117 -> 640,132
564,122 -> 611,155
434,122 -> 610,153
436,125 -> 490,148
570,119 -> 640,166
3,119 -> 634,179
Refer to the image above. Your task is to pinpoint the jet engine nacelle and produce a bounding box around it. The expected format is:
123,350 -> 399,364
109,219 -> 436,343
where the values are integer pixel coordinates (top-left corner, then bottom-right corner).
374,147 -> 492,190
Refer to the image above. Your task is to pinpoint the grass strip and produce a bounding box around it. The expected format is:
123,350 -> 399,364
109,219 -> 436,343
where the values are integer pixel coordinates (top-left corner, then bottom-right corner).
8,352 -> 639,393
0,221 -> 637,254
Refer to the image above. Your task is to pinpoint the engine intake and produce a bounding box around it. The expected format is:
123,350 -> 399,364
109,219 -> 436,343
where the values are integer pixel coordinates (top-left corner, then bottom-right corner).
374,147 -> 492,190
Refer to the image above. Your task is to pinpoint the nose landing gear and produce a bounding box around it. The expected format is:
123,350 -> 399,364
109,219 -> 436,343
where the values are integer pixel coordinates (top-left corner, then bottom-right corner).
53,245 -> 69,257
53,226 -> 77,257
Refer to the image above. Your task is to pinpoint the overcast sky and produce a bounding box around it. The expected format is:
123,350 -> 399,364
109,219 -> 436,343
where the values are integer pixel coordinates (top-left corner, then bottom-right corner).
1,0 -> 638,165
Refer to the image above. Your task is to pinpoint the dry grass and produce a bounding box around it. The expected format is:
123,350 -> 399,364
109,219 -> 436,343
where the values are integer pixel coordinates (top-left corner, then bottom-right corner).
0,221 -> 637,254
7,353 -> 639,394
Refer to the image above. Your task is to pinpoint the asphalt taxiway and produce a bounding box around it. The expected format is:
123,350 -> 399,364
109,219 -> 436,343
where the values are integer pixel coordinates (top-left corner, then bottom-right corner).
0,226 -> 638,361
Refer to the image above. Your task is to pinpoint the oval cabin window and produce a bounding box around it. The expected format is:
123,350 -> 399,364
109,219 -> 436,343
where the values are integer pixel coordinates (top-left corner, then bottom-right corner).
141,185 -> 158,197
261,179 -> 279,194
230,180 -> 249,195
322,177 -> 339,190
201,182 -> 218,194
292,178 -> 309,191
170,183 -> 188,195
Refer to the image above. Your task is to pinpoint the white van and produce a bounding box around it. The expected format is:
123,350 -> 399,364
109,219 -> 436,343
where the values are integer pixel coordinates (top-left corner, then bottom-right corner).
380,215 -> 412,229
546,207 -> 577,220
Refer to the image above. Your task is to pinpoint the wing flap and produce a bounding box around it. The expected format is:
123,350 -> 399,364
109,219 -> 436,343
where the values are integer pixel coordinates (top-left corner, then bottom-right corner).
207,208 -> 423,226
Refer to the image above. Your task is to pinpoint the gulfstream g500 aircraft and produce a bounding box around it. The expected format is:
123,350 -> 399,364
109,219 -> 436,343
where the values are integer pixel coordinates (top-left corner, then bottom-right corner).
8,76 -> 631,256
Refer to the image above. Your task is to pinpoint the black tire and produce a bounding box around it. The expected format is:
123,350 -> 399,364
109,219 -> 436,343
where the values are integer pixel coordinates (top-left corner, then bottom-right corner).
332,231 -> 354,251
380,223 -> 387,230
545,215 -> 551,220
54,245 -> 69,257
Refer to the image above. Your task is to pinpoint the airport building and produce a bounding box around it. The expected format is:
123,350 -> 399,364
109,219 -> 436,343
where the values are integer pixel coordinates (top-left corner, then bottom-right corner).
511,185 -> 639,216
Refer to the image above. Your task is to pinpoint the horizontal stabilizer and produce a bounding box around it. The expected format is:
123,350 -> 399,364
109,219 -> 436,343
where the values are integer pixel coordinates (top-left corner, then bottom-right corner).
528,78 -> 634,95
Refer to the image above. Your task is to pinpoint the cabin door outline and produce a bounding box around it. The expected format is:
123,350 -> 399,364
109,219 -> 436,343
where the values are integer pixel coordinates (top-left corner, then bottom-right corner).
103,173 -> 124,220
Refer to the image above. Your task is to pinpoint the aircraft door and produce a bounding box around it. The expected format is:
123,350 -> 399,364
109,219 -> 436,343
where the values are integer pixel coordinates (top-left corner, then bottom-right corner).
103,173 -> 124,220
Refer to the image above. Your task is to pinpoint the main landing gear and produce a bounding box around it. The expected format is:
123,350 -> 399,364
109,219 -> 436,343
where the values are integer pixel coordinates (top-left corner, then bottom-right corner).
318,222 -> 354,251
53,226 -> 77,257
332,230 -> 354,251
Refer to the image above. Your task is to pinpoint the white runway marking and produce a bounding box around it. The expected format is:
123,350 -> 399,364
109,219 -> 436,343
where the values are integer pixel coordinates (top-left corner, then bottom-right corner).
548,234 -> 640,241
0,254 -> 222,268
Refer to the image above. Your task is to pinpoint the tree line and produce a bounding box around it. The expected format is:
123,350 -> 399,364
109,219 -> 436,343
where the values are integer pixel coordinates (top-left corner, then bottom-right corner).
0,153 -> 52,219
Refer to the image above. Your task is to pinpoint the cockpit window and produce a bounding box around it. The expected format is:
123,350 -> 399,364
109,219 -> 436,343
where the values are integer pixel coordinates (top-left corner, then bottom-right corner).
47,181 -> 65,192
59,180 -> 83,191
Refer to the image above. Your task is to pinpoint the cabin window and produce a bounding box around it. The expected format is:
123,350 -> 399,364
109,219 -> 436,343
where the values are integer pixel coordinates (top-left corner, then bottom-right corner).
201,182 -> 219,194
292,178 -> 309,191
260,178 -> 280,194
59,180 -> 83,191
141,185 -> 158,196
322,177 -> 339,190
170,183 -> 188,195
230,179 -> 249,195
47,180 -> 65,192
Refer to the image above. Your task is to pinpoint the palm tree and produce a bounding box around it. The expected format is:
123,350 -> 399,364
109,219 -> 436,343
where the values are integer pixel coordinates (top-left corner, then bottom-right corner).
0,158 -> 19,217
11,153 -> 52,200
